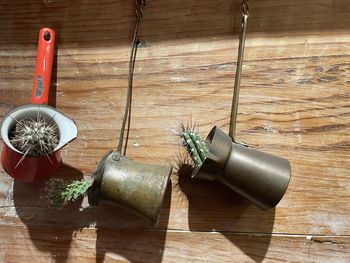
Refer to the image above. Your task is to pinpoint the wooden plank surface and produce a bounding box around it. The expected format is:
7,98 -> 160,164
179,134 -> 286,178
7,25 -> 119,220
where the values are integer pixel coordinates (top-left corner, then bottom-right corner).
1,225 -> 350,263
1,0 -> 350,262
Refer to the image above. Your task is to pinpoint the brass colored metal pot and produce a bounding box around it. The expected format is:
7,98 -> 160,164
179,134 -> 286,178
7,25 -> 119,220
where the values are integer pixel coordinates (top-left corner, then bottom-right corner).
192,1 -> 291,210
193,127 -> 291,210
89,151 -> 172,226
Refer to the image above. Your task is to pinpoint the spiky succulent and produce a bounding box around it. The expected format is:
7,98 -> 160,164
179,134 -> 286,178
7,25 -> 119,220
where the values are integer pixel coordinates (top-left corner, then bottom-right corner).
9,114 -> 59,156
44,178 -> 93,208
178,123 -> 209,167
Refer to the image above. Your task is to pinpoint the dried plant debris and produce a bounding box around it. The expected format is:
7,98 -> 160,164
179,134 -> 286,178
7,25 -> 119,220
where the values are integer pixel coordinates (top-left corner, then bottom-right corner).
9,114 -> 59,156
44,178 -> 93,208
178,122 -> 209,167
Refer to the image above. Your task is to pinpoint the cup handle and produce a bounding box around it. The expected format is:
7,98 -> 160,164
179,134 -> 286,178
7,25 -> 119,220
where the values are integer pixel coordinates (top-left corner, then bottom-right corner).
31,28 -> 56,105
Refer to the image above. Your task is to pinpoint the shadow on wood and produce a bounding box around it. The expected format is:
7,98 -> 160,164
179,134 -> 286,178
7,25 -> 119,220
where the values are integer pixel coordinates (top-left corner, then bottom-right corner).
0,0 -> 135,47
47,46 -> 58,108
175,157 -> 275,262
13,163 -> 171,262
13,163 -> 85,263
1,0 -> 349,47
94,184 -> 171,263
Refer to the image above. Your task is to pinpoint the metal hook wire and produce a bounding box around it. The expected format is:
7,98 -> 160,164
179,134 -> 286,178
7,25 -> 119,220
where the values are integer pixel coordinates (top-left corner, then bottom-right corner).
229,0 -> 249,141
117,0 -> 146,155
242,0 -> 249,17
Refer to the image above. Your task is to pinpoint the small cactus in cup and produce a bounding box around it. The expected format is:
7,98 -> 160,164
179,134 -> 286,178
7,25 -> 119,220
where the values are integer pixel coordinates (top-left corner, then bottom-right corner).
9,114 -> 59,157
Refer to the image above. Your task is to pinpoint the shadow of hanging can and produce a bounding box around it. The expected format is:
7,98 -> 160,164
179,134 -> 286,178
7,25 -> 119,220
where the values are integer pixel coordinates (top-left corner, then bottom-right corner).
193,126 -> 291,210
88,151 -> 173,226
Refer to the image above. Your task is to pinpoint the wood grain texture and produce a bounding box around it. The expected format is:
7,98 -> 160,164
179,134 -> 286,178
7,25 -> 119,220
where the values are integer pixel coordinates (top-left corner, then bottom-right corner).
1,0 -> 350,262
1,225 -> 350,263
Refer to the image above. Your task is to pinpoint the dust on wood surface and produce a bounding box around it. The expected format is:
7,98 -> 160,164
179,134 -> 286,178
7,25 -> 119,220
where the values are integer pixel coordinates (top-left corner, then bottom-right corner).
0,0 -> 350,262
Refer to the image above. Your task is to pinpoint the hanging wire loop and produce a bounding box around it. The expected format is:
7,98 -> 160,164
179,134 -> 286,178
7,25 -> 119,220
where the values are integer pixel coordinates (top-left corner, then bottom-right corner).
228,0 -> 249,141
117,0 -> 146,154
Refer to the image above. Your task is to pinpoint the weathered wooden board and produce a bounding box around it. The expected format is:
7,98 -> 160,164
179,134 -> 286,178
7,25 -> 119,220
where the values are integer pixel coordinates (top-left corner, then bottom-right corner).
1,225 -> 350,263
1,0 -> 350,261
1,34 -> 349,235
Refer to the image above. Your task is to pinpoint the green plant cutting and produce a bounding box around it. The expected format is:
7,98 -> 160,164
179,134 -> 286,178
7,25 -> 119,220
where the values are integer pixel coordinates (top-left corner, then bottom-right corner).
178,123 -> 209,167
44,178 -> 93,208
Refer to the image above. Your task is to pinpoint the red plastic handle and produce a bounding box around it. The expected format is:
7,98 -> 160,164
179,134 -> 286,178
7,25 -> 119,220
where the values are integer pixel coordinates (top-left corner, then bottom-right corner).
31,28 -> 55,105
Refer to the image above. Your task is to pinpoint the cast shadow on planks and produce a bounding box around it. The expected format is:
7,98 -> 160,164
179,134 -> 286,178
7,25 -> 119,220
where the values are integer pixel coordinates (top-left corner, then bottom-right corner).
47,47 -> 58,108
12,157 -> 275,263
175,154 -> 276,263
13,162 -> 171,263
2,0 -> 349,47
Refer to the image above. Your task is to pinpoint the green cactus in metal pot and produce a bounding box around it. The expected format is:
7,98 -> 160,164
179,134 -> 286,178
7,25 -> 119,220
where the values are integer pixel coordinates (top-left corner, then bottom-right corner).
178,123 -> 209,167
